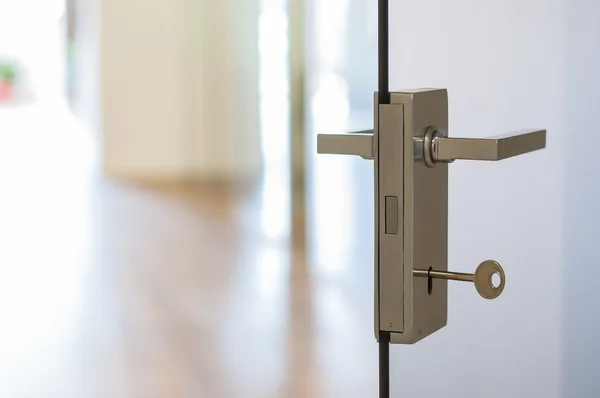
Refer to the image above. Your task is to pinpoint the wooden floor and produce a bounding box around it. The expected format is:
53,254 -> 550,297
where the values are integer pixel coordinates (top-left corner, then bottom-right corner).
0,103 -> 378,397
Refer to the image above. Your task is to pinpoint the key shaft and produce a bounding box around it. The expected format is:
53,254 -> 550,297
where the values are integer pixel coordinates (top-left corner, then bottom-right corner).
414,269 -> 474,282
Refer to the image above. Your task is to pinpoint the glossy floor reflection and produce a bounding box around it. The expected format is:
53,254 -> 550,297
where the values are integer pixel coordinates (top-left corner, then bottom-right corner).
0,102 -> 377,398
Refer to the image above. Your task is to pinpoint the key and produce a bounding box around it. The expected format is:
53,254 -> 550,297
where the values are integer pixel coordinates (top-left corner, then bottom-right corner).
414,260 -> 506,300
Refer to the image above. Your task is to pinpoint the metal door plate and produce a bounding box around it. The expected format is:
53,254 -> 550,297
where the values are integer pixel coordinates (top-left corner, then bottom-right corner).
375,89 -> 449,344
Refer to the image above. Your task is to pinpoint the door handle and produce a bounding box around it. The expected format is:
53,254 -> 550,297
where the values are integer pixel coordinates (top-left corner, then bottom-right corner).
423,127 -> 546,166
317,130 -> 375,159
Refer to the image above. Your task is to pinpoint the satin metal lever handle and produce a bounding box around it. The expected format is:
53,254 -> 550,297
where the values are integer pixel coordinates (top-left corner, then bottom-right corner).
317,130 -> 375,160
424,127 -> 546,166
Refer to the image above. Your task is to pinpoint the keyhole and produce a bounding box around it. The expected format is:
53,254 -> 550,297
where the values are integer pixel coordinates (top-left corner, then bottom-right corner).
427,267 -> 433,295
491,272 -> 501,288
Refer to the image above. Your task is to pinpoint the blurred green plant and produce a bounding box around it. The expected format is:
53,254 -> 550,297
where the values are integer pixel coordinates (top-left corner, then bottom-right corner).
0,63 -> 18,83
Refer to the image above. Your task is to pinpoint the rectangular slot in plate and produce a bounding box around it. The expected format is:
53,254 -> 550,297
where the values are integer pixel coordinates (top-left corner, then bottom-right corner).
385,196 -> 399,235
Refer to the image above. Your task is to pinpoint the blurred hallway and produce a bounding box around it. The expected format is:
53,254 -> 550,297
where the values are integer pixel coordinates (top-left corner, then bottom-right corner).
0,100 -> 377,397
0,1 -> 380,396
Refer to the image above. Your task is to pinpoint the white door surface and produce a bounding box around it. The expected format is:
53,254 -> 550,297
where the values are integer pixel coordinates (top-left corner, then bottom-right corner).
308,0 -> 600,397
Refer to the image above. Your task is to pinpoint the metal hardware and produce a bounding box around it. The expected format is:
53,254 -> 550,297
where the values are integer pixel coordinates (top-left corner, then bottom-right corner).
317,130 -> 374,159
385,90 -> 449,344
414,260 -> 506,300
377,102 -> 406,334
318,90 -> 448,344
317,88 -> 545,345
424,126 -> 546,166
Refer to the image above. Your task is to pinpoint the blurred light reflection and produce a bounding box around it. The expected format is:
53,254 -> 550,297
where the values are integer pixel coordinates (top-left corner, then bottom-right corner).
255,0 -> 290,241
310,75 -> 355,274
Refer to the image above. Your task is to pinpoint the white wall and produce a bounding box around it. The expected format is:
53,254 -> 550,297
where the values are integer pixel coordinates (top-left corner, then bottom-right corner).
387,1 -> 567,397
563,0 -> 600,396
100,0 -> 262,181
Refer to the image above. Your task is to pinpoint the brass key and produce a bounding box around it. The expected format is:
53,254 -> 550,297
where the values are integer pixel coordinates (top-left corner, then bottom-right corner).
414,260 -> 506,300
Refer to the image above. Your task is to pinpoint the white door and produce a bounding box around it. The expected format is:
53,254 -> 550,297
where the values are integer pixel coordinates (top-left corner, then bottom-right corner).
307,1 -> 599,397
